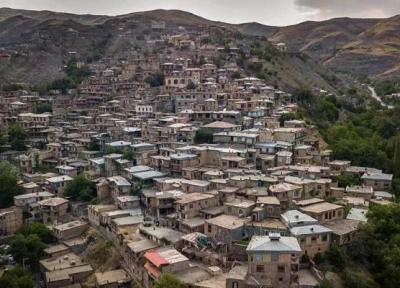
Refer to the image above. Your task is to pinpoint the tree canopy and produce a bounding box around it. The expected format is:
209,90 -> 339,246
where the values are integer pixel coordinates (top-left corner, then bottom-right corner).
35,103 -> 52,114
0,266 -> 33,288
65,174 -> 96,201
194,128 -> 213,144
294,88 -> 400,177
145,72 -> 165,87
48,60 -> 91,93
357,204 -> 400,287
10,234 -> 47,266
9,223 -> 53,268
18,222 -> 53,244
8,123 -> 27,151
314,204 -> 400,288
0,161 -> 22,208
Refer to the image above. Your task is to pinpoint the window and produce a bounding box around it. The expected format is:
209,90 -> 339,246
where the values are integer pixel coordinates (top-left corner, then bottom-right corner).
311,236 -> 317,242
271,253 -> 279,262
207,225 -> 212,233
322,235 -> 328,242
256,265 -> 264,273
255,254 -> 263,262
278,265 -> 285,273
232,282 -> 239,288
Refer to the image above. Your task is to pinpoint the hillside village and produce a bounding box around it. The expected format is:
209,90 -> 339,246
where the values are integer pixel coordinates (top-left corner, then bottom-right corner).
0,16 -> 397,288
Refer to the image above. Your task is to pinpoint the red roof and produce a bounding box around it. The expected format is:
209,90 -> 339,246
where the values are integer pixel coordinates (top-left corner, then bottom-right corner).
144,262 -> 161,279
144,250 -> 168,267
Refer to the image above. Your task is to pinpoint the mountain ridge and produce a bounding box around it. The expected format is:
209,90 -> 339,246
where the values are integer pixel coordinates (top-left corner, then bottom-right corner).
1,7 -> 400,85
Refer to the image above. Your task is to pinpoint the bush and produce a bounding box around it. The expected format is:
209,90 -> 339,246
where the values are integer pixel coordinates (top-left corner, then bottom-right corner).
8,123 -> 27,151
65,175 -> 96,201
194,128 -> 213,144
145,72 -> 165,87
35,103 -> 52,114
315,279 -> 334,288
18,223 -> 54,244
0,161 -> 22,208
154,274 -> 186,288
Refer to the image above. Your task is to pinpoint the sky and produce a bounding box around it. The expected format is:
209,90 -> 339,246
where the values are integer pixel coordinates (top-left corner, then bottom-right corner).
1,0 -> 400,26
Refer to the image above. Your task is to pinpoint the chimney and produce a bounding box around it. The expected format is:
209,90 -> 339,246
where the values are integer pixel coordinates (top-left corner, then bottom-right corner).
269,232 -> 281,241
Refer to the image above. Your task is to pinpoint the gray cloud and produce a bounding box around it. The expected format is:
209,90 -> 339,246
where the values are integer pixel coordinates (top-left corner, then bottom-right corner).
295,0 -> 400,19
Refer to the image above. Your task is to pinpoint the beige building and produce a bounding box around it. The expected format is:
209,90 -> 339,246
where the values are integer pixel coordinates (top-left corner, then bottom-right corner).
38,197 -> 69,224
53,220 -> 89,240
204,214 -> 248,246
345,185 -> 374,200
224,198 -> 255,217
88,205 -> 117,226
0,206 -> 23,237
227,234 -> 301,288
95,269 -> 131,288
300,202 -> 344,223
40,252 -> 93,288
290,225 -> 332,258
361,172 -> 393,191
176,192 -> 218,233
273,128 -> 305,145
269,183 -> 302,210
176,192 -> 218,220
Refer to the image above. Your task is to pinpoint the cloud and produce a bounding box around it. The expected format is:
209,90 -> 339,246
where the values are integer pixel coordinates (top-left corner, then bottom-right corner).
295,0 -> 400,19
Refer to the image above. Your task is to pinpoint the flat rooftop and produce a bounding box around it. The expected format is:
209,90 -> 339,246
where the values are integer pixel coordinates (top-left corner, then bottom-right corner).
95,269 -> 131,285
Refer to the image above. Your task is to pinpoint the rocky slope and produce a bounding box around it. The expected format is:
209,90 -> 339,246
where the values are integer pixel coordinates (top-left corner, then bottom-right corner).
0,7 -> 399,87
240,16 -> 400,78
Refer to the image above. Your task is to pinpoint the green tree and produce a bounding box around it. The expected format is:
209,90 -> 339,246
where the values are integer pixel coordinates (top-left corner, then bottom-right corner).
154,274 -> 186,288
123,149 -> 135,161
315,279 -> 334,288
1,83 -> 23,92
231,71 -> 242,80
48,61 -> 91,93
10,234 -> 46,265
337,174 -> 361,188
278,113 -> 297,127
357,204 -> 400,287
0,161 -> 22,208
0,129 -> 6,152
0,266 -> 33,288
8,124 -> 26,151
88,140 -> 100,151
341,270 -> 377,288
65,174 -> 96,201
19,223 -> 53,244
145,72 -> 165,87
393,136 -> 400,179
35,103 -> 52,114
325,245 -> 349,272
194,128 -> 214,144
